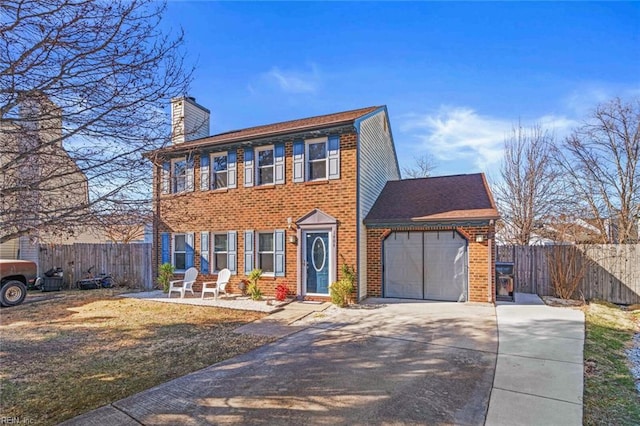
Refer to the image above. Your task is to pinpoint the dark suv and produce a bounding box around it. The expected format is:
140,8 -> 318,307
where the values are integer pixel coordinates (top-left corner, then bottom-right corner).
0,259 -> 37,307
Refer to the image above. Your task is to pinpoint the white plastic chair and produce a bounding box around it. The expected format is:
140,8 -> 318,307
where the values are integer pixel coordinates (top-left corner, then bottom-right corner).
168,267 -> 198,298
201,268 -> 231,300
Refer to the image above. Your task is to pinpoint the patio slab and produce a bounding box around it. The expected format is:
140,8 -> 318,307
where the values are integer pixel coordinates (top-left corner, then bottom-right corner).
120,290 -> 285,313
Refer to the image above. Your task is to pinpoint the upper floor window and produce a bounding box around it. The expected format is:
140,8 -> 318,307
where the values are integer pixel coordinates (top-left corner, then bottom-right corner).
293,136 -> 339,183
172,157 -> 188,193
307,139 -> 327,181
211,153 -> 228,189
256,145 -> 274,185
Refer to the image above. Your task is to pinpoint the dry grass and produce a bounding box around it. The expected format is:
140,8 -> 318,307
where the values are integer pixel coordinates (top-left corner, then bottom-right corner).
583,301 -> 640,426
0,289 -> 273,425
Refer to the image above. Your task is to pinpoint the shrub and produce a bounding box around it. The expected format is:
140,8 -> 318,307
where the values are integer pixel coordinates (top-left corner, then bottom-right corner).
330,262 -> 355,307
275,283 -> 289,301
157,263 -> 174,293
548,245 -> 589,299
247,269 -> 263,301
330,279 -> 354,307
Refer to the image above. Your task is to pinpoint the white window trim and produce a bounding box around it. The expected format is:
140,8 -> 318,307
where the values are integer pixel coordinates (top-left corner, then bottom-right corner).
255,145 -> 275,186
305,137 -> 328,182
257,230 -> 275,276
172,233 -> 187,272
210,151 -> 228,190
171,157 -> 187,193
212,232 -> 228,273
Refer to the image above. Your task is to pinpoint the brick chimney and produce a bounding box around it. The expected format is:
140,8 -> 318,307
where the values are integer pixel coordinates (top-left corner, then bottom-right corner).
170,96 -> 210,145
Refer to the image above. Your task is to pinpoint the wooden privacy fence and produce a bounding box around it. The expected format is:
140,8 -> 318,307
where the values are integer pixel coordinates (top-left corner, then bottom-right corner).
497,244 -> 640,305
38,243 -> 153,290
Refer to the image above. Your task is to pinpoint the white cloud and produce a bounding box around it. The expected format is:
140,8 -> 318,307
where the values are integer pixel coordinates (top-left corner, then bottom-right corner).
537,114 -> 578,139
263,64 -> 320,94
562,83 -> 640,116
399,106 -> 576,173
400,107 -> 510,171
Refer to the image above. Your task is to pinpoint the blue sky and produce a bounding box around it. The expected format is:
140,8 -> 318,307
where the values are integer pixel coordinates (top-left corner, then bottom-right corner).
162,1 -> 640,178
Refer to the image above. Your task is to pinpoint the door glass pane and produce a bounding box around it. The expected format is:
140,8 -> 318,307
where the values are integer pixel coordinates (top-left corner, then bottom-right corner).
312,237 -> 326,271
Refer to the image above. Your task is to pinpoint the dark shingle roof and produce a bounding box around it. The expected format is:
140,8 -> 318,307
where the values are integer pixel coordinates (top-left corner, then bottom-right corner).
364,173 -> 500,224
157,106 -> 382,154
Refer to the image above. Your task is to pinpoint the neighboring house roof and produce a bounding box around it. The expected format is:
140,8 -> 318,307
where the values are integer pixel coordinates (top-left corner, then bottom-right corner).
364,173 -> 500,225
153,106 -> 382,155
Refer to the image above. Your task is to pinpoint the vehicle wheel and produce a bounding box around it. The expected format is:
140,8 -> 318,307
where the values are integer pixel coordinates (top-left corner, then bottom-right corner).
1,281 -> 27,307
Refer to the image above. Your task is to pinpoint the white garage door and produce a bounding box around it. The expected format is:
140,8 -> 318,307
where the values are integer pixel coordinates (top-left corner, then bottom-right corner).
384,231 -> 468,301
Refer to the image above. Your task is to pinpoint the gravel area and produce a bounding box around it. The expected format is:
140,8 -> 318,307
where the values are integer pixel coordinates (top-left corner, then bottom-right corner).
120,290 -> 287,313
626,333 -> 640,394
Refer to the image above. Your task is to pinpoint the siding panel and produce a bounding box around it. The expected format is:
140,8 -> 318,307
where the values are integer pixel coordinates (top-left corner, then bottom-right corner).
357,110 -> 400,299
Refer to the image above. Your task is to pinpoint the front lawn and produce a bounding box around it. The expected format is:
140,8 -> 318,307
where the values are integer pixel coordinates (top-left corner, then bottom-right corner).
583,301 -> 640,426
0,289 -> 273,425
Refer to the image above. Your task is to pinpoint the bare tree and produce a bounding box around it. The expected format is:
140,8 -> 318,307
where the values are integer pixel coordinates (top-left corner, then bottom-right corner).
402,153 -> 437,178
555,97 -> 640,243
494,124 -> 559,245
0,0 -> 191,244
93,200 -> 151,243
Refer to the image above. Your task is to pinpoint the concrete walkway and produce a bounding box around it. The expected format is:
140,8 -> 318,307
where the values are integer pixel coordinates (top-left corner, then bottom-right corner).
486,293 -> 585,426
233,300 -> 331,337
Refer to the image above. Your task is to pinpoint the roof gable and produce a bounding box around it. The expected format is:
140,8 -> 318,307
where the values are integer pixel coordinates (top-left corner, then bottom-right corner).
364,173 -> 500,225
296,209 -> 338,226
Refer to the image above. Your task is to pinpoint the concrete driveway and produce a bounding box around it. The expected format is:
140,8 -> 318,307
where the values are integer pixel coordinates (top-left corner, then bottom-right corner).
64,299 -> 497,425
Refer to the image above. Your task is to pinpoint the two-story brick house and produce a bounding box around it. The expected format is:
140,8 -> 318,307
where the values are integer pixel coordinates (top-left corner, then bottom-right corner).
151,96 -> 400,301
150,96 -> 499,303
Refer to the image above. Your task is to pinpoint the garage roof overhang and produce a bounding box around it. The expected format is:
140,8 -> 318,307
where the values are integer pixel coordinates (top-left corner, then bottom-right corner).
364,218 -> 496,229
364,209 -> 499,229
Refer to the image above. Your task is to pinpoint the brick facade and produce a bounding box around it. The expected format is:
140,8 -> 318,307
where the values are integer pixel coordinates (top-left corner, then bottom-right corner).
366,223 -> 497,303
151,105 -> 499,304
154,133 -> 359,298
